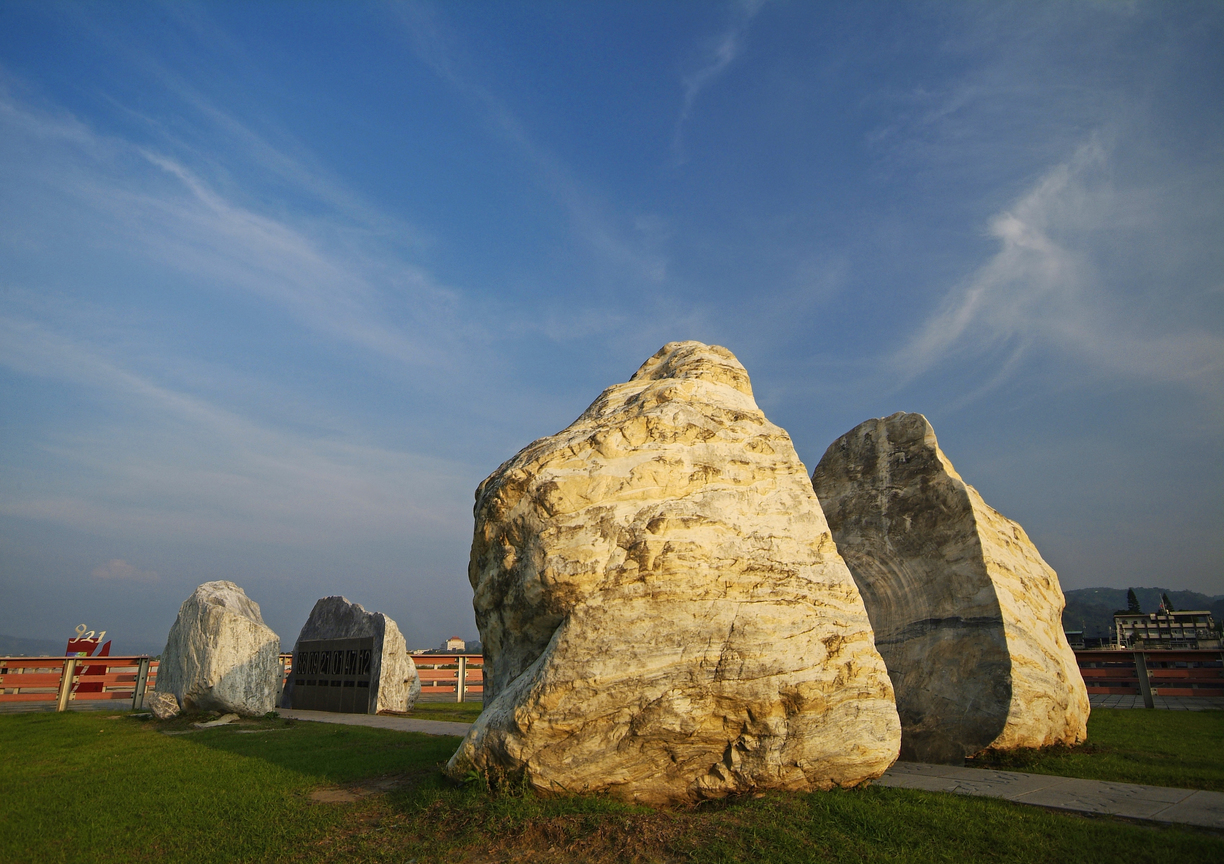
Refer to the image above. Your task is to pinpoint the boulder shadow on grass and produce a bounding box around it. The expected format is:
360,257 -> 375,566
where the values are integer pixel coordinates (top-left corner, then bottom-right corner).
168,714 -> 465,786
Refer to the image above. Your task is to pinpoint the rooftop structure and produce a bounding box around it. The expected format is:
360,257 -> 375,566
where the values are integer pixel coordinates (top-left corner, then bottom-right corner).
1114,610 -> 1220,650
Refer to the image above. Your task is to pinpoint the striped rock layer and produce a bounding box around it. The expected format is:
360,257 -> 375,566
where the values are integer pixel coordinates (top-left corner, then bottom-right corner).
446,341 -> 900,804
811,412 -> 1089,764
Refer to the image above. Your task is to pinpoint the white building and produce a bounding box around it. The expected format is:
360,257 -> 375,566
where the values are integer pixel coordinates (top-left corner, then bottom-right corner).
1114,610 -> 1220,649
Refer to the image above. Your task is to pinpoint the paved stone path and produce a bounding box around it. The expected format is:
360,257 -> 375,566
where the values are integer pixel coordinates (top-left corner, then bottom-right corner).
1090,694 -> 1224,710
878,762 -> 1224,830
277,708 -> 472,737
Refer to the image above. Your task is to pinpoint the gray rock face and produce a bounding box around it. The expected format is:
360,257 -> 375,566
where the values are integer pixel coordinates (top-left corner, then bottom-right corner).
811,412 -> 1089,764
281,596 -> 420,713
154,581 -> 281,716
145,691 -> 180,720
445,341 -> 900,804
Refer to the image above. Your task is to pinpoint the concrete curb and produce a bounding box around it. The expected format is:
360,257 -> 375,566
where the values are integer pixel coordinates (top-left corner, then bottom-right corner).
278,707 -> 471,737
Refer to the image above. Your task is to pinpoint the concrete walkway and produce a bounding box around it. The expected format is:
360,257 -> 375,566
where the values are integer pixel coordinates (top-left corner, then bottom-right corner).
878,762 -> 1224,830
277,708 -> 472,737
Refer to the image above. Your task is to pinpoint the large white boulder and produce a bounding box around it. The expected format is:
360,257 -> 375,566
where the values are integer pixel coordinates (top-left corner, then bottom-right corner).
281,596 -> 420,713
811,412 -> 1090,763
445,341 -> 900,804
154,581 -> 281,716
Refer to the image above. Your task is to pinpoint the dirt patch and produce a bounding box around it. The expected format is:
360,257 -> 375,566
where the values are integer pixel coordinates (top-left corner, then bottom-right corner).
358,774 -> 418,794
312,788 -> 363,804
405,807 -> 705,863
311,772 -> 429,804
234,728 -> 288,734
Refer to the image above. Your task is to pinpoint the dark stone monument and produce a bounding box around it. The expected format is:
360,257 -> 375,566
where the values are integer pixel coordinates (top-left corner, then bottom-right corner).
282,596 -> 420,714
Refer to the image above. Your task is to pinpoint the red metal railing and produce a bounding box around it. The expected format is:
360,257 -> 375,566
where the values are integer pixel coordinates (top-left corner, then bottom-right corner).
0,656 -> 157,711
411,653 -> 483,701
1,653 -> 297,711
1074,649 -> 1224,700
22,648 -> 1215,712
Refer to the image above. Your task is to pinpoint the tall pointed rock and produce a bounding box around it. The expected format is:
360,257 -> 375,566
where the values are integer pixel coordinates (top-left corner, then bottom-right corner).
446,341 -> 899,803
811,412 -> 1089,763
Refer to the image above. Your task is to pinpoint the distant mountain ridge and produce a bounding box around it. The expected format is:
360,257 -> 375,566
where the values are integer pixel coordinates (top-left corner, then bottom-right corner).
0,633 -> 164,657
1062,588 -> 1224,639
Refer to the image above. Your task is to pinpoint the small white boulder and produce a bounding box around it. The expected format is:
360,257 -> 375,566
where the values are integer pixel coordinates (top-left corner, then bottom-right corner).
145,691 -> 180,720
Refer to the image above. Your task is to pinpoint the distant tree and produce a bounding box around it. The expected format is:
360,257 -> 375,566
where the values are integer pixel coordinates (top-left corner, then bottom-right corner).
1161,592 -> 1175,612
1127,588 -> 1141,613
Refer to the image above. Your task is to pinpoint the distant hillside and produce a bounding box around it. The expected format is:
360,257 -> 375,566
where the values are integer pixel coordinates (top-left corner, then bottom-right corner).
0,634 -> 67,656
1062,588 -> 1224,639
0,634 -> 164,657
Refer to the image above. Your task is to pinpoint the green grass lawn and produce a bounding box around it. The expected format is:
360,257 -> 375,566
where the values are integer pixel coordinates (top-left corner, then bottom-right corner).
2,710 -> 1221,863
969,709 -> 1224,791
404,700 -> 484,723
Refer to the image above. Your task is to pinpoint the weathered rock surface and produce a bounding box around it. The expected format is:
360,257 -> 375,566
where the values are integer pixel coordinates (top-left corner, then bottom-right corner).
811,412 -> 1089,764
281,596 -> 420,713
446,341 -> 900,804
145,691 -> 180,720
154,581 -> 281,716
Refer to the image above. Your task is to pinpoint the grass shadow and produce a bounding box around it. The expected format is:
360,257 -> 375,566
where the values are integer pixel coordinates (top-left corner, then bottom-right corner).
169,712 -> 464,785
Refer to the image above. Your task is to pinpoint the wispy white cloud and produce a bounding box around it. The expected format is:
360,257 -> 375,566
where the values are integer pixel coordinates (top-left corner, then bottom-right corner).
0,316 -> 472,546
672,0 -> 768,163
0,76 -> 473,373
92,559 -> 159,584
0,57 -> 654,559
114,77 -> 430,249
897,139 -> 1224,397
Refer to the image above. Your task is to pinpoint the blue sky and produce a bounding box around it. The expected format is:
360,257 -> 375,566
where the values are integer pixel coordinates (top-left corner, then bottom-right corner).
1,1 -> 1221,652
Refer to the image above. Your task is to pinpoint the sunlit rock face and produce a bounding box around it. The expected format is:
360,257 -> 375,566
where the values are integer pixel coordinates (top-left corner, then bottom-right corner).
281,596 -> 420,714
445,341 -> 900,804
811,412 -> 1089,764
154,581 -> 281,716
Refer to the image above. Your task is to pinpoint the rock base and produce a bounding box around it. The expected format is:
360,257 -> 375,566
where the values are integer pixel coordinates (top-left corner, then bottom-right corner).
146,691 -> 180,720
